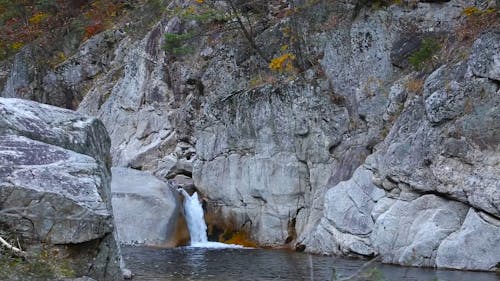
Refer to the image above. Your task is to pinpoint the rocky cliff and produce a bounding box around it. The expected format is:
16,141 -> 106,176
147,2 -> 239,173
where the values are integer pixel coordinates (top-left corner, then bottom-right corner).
1,0 -> 499,272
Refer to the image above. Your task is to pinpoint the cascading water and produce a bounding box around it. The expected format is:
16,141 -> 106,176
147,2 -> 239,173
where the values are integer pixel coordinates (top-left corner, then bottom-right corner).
179,190 -> 208,244
179,189 -> 245,248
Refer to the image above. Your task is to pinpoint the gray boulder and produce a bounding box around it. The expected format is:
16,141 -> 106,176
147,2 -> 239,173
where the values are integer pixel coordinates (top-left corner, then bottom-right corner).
304,167 -> 385,256
436,209 -> 500,271
371,195 -> 469,267
111,167 -> 189,247
0,97 -> 121,280
469,30 -> 500,81
0,135 -> 112,244
0,97 -> 111,166
323,167 -> 385,237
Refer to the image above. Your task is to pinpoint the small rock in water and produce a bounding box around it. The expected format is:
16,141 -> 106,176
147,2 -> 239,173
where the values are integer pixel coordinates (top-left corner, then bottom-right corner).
122,268 -> 133,279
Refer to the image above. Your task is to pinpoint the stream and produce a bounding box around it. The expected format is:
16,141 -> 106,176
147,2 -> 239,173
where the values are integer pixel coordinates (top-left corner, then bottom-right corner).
122,245 -> 500,281
120,191 -> 500,281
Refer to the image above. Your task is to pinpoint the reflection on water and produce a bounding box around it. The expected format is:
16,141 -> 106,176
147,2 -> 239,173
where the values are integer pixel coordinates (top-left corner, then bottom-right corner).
122,246 -> 500,281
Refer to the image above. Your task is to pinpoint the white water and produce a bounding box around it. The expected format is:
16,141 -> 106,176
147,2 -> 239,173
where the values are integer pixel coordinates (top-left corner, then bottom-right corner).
179,189 -> 245,249
180,190 -> 208,243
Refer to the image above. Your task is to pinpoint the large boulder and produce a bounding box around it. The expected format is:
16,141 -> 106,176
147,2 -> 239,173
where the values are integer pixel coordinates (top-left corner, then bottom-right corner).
0,98 -> 121,280
436,209 -> 500,271
304,167 -> 385,256
371,195 -> 469,267
111,167 -> 189,247
468,30 -> 500,81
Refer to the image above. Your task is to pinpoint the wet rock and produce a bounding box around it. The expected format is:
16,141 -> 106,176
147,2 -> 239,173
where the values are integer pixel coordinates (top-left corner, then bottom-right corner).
111,167 -> 189,247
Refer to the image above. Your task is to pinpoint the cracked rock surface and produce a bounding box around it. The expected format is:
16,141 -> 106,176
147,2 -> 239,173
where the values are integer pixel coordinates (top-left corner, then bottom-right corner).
0,98 -> 121,280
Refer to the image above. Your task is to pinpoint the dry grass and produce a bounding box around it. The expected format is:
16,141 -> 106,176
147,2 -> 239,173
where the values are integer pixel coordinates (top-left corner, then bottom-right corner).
456,7 -> 498,42
405,79 -> 424,96
439,6 -> 499,65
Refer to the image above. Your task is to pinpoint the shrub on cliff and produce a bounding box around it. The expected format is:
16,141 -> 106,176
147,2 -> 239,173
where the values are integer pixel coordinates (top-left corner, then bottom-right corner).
408,38 -> 440,70
0,0 -> 125,61
164,0 -> 316,80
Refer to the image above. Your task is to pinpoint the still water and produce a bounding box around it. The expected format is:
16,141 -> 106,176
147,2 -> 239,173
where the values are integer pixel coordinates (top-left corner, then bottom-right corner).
122,246 -> 500,281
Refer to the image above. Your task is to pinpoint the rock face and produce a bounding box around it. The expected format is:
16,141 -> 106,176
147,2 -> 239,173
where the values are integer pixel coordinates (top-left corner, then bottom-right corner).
194,83 -> 348,245
1,0 -> 499,272
0,98 -> 121,280
77,22 -> 179,173
111,167 -> 189,247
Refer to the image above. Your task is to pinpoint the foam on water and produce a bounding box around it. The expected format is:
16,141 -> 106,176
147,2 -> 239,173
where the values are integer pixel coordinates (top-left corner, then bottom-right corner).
189,241 -> 246,249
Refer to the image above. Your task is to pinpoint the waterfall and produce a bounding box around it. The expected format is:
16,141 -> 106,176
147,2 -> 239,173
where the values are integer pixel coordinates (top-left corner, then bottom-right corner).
179,190 -> 208,244
179,189 -> 246,249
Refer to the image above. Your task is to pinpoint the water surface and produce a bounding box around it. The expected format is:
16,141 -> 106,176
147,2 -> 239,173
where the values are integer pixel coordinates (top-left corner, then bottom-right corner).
122,246 -> 500,281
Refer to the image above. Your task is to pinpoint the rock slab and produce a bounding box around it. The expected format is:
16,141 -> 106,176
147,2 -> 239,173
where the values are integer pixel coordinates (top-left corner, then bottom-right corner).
111,167 -> 189,247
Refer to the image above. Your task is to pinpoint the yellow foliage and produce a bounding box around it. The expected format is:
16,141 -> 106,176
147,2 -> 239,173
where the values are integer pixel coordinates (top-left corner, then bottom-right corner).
10,42 -> 24,51
269,53 -> 296,73
463,6 -> 481,16
50,51 -> 67,68
463,6 -> 495,17
185,6 -> 195,14
195,0 -> 204,3
29,12 -> 49,25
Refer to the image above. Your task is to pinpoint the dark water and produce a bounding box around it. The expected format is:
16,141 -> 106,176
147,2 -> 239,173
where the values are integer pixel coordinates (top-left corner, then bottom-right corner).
122,246 -> 500,281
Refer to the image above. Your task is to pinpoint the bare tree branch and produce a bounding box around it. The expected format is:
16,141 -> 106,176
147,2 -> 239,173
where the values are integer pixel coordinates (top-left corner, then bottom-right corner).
0,235 -> 25,255
226,0 -> 269,63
